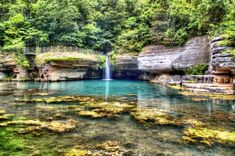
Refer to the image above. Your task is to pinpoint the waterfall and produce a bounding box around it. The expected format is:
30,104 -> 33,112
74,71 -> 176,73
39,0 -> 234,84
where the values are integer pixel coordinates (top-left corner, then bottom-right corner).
103,55 -> 112,80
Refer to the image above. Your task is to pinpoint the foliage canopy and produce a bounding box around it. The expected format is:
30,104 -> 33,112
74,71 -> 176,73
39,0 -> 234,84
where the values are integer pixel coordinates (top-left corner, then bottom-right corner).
0,0 -> 234,54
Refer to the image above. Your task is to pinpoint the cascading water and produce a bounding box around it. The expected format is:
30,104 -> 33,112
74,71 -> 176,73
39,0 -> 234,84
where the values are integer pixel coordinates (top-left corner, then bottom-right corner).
103,55 -> 112,80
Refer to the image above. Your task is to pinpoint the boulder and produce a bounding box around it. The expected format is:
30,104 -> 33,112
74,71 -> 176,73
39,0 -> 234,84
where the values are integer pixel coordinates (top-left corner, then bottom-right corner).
138,36 -> 210,73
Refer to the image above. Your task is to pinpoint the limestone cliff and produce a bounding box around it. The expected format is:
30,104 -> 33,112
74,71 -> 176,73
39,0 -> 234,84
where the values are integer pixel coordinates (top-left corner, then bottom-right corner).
112,54 -> 151,79
138,36 -> 210,73
36,52 -> 102,81
210,37 -> 235,75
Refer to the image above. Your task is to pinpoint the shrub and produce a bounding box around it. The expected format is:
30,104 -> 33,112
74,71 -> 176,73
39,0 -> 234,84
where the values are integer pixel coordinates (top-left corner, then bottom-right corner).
184,64 -> 208,75
14,53 -> 30,69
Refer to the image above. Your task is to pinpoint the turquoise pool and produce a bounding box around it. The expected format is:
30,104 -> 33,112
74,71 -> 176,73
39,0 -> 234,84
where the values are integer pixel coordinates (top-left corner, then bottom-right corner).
0,80 -> 234,155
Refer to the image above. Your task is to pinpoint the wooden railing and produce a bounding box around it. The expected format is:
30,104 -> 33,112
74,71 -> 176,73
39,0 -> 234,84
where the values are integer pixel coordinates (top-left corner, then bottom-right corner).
0,46 -> 102,55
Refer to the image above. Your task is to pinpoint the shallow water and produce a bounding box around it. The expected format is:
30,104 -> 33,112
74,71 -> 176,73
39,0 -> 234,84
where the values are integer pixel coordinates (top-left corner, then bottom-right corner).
0,80 -> 234,155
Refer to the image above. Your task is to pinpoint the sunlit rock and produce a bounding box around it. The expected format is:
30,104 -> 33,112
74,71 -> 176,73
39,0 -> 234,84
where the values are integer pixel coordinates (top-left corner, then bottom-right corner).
131,109 -> 182,126
183,127 -> 235,146
77,101 -> 135,118
65,148 -> 90,156
138,36 -> 210,73
15,95 -> 98,103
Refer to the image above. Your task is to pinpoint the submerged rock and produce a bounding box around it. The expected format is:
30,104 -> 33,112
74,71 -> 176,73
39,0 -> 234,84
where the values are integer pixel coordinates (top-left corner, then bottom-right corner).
0,118 -> 79,133
0,109 -> 6,115
42,119 -> 78,133
15,95 -> 98,103
65,148 -> 90,156
183,127 -> 235,146
78,110 -> 107,118
65,141 -> 127,156
179,91 -> 235,100
131,109 -> 182,126
77,101 -> 135,118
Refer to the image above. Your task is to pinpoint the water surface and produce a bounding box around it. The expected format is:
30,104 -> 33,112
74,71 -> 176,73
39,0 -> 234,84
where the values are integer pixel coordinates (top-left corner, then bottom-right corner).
0,80 -> 234,155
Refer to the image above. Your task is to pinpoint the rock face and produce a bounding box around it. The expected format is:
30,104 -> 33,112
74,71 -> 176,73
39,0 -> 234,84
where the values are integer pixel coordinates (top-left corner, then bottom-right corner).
210,37 -> 235,74
38,61 -> 101,81
0,53 -> 16,80
36,52 -> 103,81
112,54 -> 147,79
138,36 -> 210,73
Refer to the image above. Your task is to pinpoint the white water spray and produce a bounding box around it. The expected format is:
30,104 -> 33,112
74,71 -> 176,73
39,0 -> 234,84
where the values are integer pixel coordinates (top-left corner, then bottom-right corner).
104,55 -> 112,80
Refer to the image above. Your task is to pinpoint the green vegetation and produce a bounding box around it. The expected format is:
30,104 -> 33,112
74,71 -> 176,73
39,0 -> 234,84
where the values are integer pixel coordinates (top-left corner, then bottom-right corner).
14,52 -> 30,69
35,52 -> 99,65
0,0 -> 234,56
225,49 -> 235,56
184,64 -> 208,75
183,127 -> 235,146
0,128 -> 25,155
97,55 -> 106,68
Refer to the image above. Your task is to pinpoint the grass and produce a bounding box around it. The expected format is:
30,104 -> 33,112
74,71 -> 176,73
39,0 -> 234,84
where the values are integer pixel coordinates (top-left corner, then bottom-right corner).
36,52 -> 101,65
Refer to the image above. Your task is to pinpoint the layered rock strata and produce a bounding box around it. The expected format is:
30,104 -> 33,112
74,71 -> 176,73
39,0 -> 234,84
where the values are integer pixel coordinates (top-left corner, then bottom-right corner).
138,36 -> 210,73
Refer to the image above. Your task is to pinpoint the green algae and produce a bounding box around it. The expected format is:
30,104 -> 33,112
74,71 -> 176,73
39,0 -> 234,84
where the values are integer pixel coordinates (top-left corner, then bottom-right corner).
179,91 -> 235,100
76,101 -> 135,118
65,148 -> 90,156
131,109 -> 183,127
0,119 -> 79,133
15,95 -> 98,103
78,110 -> 107,118
65,141 -> 127,156
0,127 -> 25,156
183,127 -> 235,146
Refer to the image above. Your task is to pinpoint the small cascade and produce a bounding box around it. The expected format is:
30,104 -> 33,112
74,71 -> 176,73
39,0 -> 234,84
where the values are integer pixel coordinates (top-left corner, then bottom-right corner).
103,55 -> 112,80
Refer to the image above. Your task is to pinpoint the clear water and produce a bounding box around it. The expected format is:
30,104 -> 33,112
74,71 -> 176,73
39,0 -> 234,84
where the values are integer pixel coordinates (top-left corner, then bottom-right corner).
0,80 -> 234,155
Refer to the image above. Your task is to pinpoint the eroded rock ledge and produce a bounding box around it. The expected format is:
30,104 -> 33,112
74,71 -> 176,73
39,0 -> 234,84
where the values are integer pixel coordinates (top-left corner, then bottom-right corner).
36,52 -> 102,81
138,36 -> 210,73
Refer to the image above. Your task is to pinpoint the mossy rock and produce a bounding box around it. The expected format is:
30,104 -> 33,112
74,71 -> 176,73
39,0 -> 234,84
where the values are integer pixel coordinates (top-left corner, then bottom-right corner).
77,101 -> 135,118
183,127 -> 235,146
36,52 -> 99,65
179,91 -> 235,100
0,119 -> 79,133
78,110 -> 107,118
131,109 -> 183,127
15,95 -> 98,103
65,149 -> 89,156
